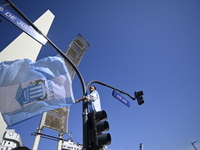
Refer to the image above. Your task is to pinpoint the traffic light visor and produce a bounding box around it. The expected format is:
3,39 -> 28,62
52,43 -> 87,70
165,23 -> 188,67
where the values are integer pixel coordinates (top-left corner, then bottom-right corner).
96,121 -> 109,132
98,133 -> 111,146
135,91 -> 144,97
95,110 -> 107,121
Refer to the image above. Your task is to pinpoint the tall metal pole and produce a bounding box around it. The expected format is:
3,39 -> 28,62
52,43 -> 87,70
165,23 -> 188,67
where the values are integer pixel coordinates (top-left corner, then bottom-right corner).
191,141 -> 197,150
5,1 -> 88,149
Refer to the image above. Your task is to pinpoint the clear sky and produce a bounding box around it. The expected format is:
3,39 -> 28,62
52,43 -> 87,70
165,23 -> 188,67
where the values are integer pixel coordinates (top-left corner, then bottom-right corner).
0,0 -> 200,150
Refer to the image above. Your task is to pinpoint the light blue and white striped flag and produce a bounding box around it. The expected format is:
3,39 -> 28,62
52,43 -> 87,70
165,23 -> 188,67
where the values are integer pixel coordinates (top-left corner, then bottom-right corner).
0,56 -> 75,126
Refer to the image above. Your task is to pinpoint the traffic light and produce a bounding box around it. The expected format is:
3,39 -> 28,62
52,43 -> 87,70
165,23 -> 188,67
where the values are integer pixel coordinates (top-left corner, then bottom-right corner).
88,110 -> 111,149
139,143 -> 143,150
134,91 -> 144,105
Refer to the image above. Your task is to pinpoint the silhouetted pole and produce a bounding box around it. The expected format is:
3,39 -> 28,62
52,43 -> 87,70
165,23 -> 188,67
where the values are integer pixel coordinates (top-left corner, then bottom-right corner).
191,141 -> 197,150
5,1 -> 88,149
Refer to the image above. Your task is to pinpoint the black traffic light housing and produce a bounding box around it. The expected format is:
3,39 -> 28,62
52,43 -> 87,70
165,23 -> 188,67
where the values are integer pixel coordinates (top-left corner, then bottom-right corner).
134,91 -> 144,105
88,110 -> 111,149
139,143 -> 143,150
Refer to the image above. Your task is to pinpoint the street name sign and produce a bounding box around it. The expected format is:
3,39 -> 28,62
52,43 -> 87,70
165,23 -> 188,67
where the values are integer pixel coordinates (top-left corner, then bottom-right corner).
0,5 -> 47,45
112,90 -> 130,107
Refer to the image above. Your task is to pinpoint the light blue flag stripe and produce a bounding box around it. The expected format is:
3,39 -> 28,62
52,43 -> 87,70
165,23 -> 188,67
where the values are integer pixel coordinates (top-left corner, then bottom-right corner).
0,56 -> 75,126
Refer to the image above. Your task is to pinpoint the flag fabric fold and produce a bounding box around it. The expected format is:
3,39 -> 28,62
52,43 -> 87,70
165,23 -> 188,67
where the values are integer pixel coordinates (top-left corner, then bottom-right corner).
0,56 -> 74,126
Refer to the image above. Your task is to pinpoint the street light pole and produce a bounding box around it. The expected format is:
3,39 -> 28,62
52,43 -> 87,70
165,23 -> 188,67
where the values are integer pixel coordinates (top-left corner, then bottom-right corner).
5,1 -> 89,149
191,141 -> 197,150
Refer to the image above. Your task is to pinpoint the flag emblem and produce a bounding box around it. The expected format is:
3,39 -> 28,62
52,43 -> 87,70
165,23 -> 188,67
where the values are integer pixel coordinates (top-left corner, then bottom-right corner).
16,79 -> 48,107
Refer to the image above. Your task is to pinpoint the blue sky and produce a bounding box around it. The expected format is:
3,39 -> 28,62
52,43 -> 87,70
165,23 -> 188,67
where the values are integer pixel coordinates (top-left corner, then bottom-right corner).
1,0 -> 200,150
